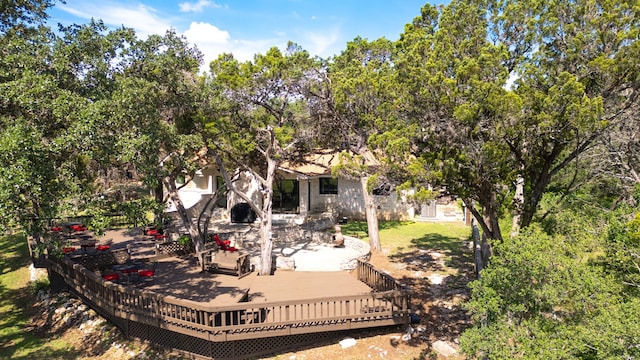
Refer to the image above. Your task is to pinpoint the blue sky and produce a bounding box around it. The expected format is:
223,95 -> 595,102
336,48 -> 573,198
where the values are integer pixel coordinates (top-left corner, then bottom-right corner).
48,1 -> 444,67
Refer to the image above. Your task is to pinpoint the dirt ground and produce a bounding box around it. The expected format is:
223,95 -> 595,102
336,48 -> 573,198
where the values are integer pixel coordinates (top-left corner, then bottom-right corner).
262,246 -> 474,360
27,239 -> 474,360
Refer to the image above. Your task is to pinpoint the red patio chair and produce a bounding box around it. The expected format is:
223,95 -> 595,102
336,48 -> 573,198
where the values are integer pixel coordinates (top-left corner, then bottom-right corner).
146,229 -> 159,236
70,224 -> 87,232
62,246 -> 76,254
138,262 -> 158,285
96,244 -> 110,251
213,234 -> 237,252
102,273 -> 120,282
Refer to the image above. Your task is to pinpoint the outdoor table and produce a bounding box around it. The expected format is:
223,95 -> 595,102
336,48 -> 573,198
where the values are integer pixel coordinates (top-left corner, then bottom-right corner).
112,263 -> 141,284
80,241 -> 96,252
69,253 -> 84,261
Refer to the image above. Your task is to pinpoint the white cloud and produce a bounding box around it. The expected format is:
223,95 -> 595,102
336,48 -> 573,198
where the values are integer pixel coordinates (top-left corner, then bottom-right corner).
183,22 -> 230,44
179,0 -> 219,13
56,1 -> 343,71
194,37 -> 281,67
58,3 -> 173,39
304,27 -> 341,58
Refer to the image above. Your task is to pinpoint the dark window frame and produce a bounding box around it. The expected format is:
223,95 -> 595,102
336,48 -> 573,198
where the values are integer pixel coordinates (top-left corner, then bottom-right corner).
319,177 -> 338,195
215,176 -> 227,208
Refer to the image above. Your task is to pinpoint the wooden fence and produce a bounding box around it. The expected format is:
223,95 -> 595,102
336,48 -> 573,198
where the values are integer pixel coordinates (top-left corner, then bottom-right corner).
46,256 -> 411,359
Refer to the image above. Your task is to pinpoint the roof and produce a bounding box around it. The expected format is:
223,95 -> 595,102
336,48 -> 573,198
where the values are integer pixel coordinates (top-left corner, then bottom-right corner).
280,149 -> 379,177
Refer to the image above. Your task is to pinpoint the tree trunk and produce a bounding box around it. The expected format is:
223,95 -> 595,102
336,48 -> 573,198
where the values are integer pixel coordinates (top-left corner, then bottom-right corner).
464,194 -> 503,243
511,173 -> 524,238
258,157 -> 276,275
471,220 -> 482,278
483,195 -> 503,243
361,176 -> 381,252
162,178 -> 204,254
463,195 -> 500,275
520,171 -> 552,229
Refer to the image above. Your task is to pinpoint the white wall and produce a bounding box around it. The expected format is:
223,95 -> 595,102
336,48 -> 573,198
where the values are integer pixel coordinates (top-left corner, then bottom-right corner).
307,177 -> 415,221
171,166 -> 463,223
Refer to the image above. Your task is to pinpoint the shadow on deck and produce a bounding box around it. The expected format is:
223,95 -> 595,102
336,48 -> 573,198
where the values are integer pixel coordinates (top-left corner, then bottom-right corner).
38,228 -> 411,359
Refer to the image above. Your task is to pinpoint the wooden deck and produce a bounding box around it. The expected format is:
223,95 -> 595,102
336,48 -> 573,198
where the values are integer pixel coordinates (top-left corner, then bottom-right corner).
62,228 -> 374,306
45,226 -> 411,360
249,271 -> 372,302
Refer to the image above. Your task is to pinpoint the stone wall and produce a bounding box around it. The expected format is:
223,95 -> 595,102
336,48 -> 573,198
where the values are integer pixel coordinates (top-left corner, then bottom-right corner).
339,236 -> 372,271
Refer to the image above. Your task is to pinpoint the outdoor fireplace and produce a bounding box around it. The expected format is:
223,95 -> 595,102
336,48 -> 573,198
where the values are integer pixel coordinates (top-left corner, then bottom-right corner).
231,203 -> 256,223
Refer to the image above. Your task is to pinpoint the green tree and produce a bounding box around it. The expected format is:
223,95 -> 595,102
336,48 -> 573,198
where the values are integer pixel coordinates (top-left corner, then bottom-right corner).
461,223 -> 640,359
397,0 -> 639,244
207,44 -> 321,275
397,1 -> 518,243
107,30 -> 207,250
0,0 -> 53,33
0,2 -> 96,240
491,0 -> 638,233
313,36 -> 406,252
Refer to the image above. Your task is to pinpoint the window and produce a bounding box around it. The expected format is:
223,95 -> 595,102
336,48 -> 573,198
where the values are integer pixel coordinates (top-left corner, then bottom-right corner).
215,176 -> 227,208
273,179 -> 299,213
319,177 -> 338,195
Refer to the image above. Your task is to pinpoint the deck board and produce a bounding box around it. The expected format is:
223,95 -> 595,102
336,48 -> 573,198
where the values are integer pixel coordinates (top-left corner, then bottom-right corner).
248,271 -> 372,303
70,229 -> 373,307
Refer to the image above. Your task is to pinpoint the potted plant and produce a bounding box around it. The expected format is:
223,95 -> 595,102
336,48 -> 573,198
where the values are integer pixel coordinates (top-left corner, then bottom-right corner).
178,235 -> 192,247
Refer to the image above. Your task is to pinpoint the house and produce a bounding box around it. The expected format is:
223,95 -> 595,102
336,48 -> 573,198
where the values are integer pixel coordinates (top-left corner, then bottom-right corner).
165,151 -> 467,225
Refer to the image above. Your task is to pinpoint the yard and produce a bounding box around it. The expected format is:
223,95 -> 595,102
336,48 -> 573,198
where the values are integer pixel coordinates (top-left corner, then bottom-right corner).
0,220 -> 474,359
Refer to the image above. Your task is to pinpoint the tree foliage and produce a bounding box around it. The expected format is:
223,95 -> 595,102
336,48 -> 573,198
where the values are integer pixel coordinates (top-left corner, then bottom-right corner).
462,219 -> 640,359
316,36 -> 406,252
396,0 -> 639,243
397,0 -> 517,241
0,4 -> 97,237
206,43 -> 322,274
0,0 -> 53,33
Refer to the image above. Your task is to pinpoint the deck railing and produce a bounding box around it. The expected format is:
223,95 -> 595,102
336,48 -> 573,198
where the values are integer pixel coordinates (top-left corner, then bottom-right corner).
357,259 -> 409,292
48,256 -> 411,344
30,214 -> 140,230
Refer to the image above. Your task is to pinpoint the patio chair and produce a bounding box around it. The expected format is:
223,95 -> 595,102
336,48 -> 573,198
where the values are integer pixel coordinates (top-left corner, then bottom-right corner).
213,234 -> 237,252
102,272 -> 120,282
121,265 -> 140,284
70,224 -> 88,232
137,262 -> 158,285
154,234 -> 169,241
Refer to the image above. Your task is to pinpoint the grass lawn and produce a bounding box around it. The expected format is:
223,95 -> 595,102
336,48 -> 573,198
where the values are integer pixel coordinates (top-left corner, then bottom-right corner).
342,220 -> 473,271
0,233 -> 75,359
342,220 -> 471,251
